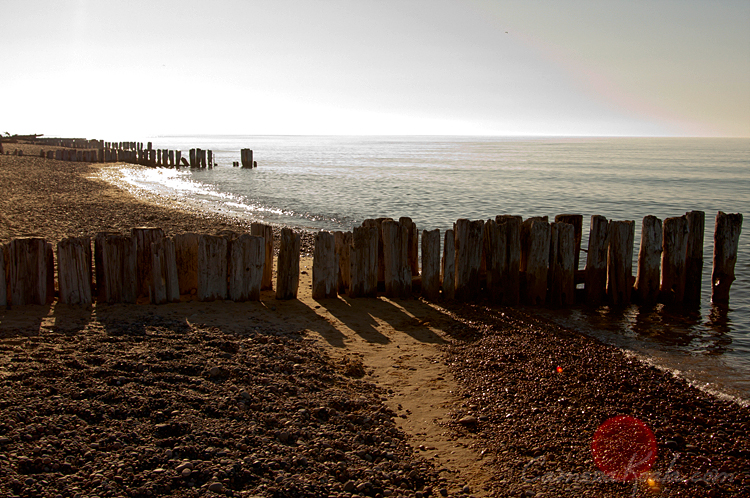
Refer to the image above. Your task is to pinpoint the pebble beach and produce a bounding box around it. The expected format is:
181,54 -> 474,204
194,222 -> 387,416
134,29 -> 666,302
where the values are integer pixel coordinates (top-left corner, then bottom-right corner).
0,143 -> 748,497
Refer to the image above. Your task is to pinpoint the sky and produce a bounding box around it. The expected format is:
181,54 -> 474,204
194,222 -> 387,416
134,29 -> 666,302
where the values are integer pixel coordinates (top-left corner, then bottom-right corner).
2,0 -> 749,138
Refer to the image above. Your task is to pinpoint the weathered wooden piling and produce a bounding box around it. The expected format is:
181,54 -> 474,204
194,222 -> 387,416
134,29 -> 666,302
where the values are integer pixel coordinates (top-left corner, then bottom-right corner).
313,231 -> 337,299
548,222 -> 576,306
454,219 -> 484,302
634,215 -> 662,304
241,149 -> 254,169
276,228 -> 301,300
660,215 -> 689,303
189,149 -> 196,168
175,151 -> 182,168
96,233 -> 137,304
9,238 -> 54,306
484,220 -> 505,304
520,217 -> 550,305
349,224 -> 379,298
382,220 -> 412,299
585,215 -> 610,305
0,245 -> 6,307
198,235 -> 228,301
554,214 -> 583,270
607,220 -> 635,306
334,231 -> 352,294
207,150 -> 213,169
442,229 -> 455,300
174,233 -> 199,296
250,223 -> 274,291
57,237 -> 93,305
421,229 -> 441,301
496,215 -> 522,305
373,218 -> 392,286
685,210 -> 705,306
711,212 -> 743,305
399,217 -> 419,277
150,238 -> 180,304
228,234 -> 264,301
132,227 -> 165,298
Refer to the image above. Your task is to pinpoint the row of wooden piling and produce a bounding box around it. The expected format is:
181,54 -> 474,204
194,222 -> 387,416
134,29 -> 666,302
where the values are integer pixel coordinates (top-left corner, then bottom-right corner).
0,212 -> 742,308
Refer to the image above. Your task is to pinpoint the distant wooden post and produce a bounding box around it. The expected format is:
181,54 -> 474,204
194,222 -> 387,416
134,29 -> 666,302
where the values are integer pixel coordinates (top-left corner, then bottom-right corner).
399,217 -> 419,277
207,150 -> 213,169
241,149 -> 254,169
711,212 -> 743,305
313,231 -> 337,299
382,220 -> 412,299
189,149 -> 196,168
454,219 -> 484,301
228,234 -> 264,301
349,224 -> 378,298
96,233 -> 137,304
442,229 -> 455,300
607,220 -> 635,306
554,214 -> 583,270
685,210 -> 705,306
421,229 -> 440,301
276,228 -> 301,300
9,238 -> 54,306
250,223 -> 274,290
198,234 -> 228,301
585,215 -> 610,305
334,231 -> 352,294
660,215 -> 689,303
151,238 -> 180,304
200,149 -> 207,168
496,215 -> 522,305
0,244 -> 6,307
520,217 -> 550,305
132,227 -> 165,298
168,150 -> 175,167
548,222 -> 576,306
57,237 -> 93,305
174,233 -> 200,296
175,151 -> 182,169
634,215 -> 662,304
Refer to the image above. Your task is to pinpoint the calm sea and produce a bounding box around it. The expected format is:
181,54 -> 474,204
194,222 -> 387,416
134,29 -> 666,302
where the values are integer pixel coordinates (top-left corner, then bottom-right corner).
112,136 -> 749,402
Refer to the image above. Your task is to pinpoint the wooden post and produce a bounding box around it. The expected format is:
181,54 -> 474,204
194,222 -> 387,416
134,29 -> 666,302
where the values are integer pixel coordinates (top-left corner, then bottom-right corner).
607,220 -> 635,306
548,222 -> 576,306
149,238 -> 180,304
250,223 -> 274,290
132,227 -> 165,298
241,149 -> 254,169
382,220 -> 412,299
585,215 -> 610,305
634,215 -> 662,304
276,228 -> 301,300
554,214 -> 583,270
9,238 -> 54,306
711,212 -> 743,305
228,234 -> 264,301
168,150 -> 175,167
174,233 -> 200,296
57,237 -> 93,305
96,233 -> 137,304
0,244 -> 6,307
496,215 -> 521,305
198,234 -> 228,301
349,224 -> 378,298
442,229 -> 455,300
685,210 -> 705,306
207,150 -> 213,169
399,217 -> 419,277
189,149 -> 196,168
484,219 -> 505,304
175,151 -> 182,169
334,231 -> 352,294
454,219 -> 484,301
421,229 -> 440,301
200,149 -> 207,168
660,215 -> 689,304
374,218 -> 392,287
520,218 -> 550,305
313,231 -> 337,299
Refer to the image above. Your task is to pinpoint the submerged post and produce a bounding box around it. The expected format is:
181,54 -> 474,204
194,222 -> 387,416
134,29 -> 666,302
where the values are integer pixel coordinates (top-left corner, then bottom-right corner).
685,210 -> 705,306
711,212 -> 743,305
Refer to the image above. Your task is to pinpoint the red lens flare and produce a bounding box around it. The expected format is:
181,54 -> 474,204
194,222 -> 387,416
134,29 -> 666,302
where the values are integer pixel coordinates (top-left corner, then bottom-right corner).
591,415 -> 657,481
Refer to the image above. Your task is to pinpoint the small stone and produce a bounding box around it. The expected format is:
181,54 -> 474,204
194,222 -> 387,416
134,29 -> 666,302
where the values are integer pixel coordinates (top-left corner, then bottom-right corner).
458,415 -> 478,426
463,484 -> 471,494
207,482 -> 224,492
181,468 -> 192,478
344,480 -> 356,492
439,488 -> 448,497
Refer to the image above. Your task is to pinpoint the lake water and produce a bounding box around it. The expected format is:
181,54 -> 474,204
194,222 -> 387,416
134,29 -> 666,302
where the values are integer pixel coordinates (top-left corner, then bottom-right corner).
110,135 -> 749,403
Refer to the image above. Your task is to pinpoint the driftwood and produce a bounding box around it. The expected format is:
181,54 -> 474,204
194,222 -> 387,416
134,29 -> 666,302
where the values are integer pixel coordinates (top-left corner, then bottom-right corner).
607,220 -> 635,306
313,231 -> 337,299
660,215 -> 689,303
454,219 -> 484,301
349,224 -> 378,298
174,233 -> 200,296
521,217 -> 550,305
151,238 -> 180,304
57,237 -> 92,305
442,229 -> 455,300
334,231 -> 352,294
96,233 -> 137,304
198,235 -> 228,301
9,238 -> 54,306
276,228 -> 301,300
634,215 -> 662,304
250,223 -> 274,290
711,212 -> 743,305
585,215 -> 610,305
382,220 -> 411,299
228,234 -> 264,301
548,222 -> 575,306
421,229 -> 441,301
685,210 -> 705,306
132,227 -> 165,298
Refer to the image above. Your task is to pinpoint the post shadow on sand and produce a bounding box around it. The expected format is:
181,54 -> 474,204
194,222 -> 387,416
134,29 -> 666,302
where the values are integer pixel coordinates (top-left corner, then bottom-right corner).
382,296 -> 455,344
311,296 -> 391,346
0,304 -> 53,338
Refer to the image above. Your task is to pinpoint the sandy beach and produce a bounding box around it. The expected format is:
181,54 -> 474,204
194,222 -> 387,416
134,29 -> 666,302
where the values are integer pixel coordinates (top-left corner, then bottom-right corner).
1,144 -> 748,498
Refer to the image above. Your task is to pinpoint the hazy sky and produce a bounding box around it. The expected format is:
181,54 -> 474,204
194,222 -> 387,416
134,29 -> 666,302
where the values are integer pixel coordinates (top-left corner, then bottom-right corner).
2,0 -> 749,137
